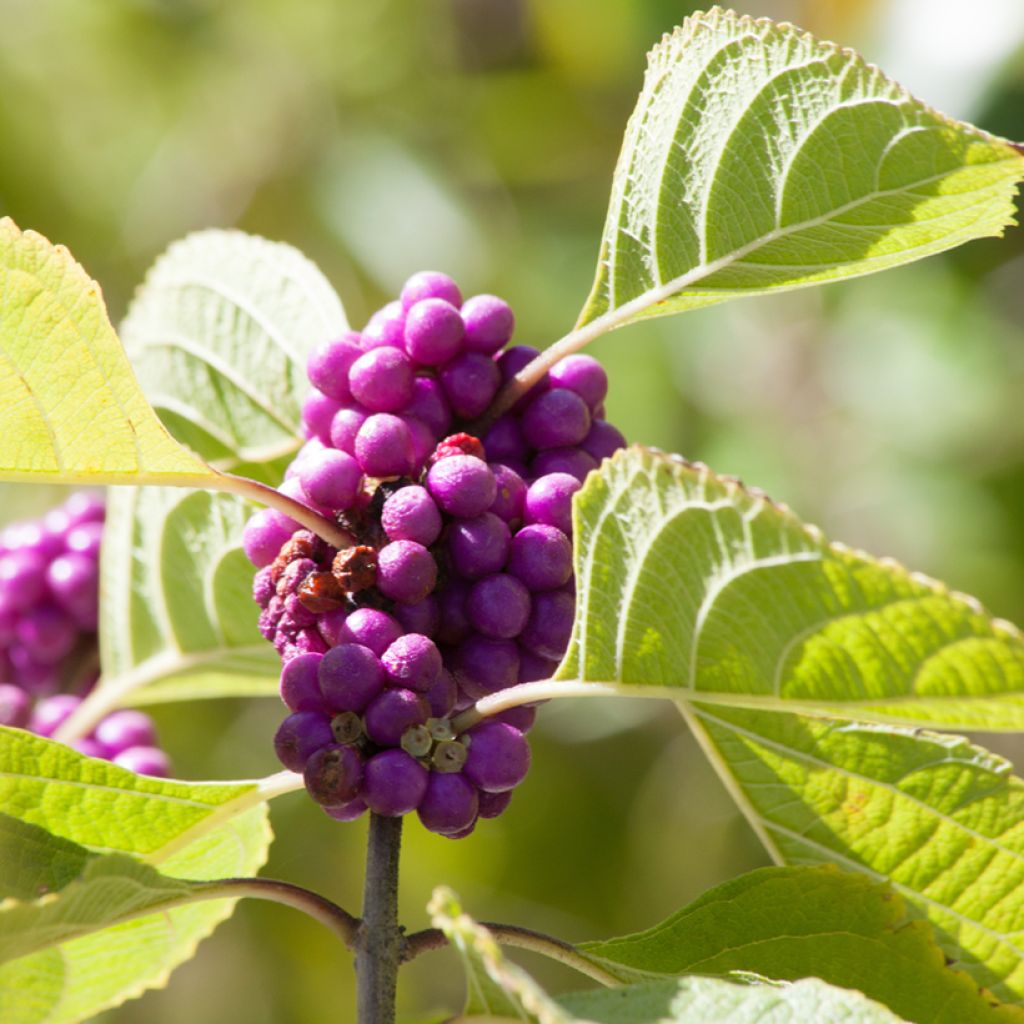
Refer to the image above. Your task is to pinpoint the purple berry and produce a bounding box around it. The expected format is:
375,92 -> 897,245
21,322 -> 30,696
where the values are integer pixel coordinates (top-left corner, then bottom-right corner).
349,348 -> 415,412
463,721 -> 530,792
495,705 -> 536,733
518,648 -> 559,683
478,789 -> 513,819
404,298 -> 465,365
467,575 -> 531,639
418,771 -> 479,835
461,294 -> 514,355
405,416 -> 438,471
16,606 -> 77,663
29,694 -> 82,737
297,450 -> 362,510
364,688 -> 430,746
376,541 -> 437,604
452,636 -> 519,700
301,390 -> 342,443
273,711 -> 334,771
307,332 -> 362,400
548,354 -> 608,410
427,456 -> 496,518
488,464 -> 527,524
65,521 -> 103,559
279,652 -> 329,712
63,492 -> 106,527
524,473 -> 580,535
401,376 -> 452,438
94,710 -> 157,755
329,406 -> 368,455
362,749 -> 429,816
393,595 -> 440,638
362,301 -> 406,350
507,524 -> 572,591
304,744 -> 364,806
531,447 -> 598,483
425,668 -> 458,717
521,388 -> 591,450
330,608 -> 403,656
355,414 -> 415,477
324,798 -> 368,822
581,419 -> 626,462
0,684 -> 30,727
436,580 -> 472,645
439,352 -> 501,419
0,550 -> 47,611
519,589 -> 575,661
447,513 -> 511,580
482,416 -> 527,465
401,271 -> 462,311
318,643 -> 386,713
381,486 -> 442,546
382,634 -> 442,692
112,745 -> 171,777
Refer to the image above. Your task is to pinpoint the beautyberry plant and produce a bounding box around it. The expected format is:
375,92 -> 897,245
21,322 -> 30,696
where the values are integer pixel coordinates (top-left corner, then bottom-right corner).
2,9 -> 1024,1024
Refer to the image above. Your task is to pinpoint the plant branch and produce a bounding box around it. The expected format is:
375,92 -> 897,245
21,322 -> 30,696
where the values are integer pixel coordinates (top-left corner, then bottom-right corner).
402,922 -> 622,987
214,470 -> 354,549
195,877 -> 360,949
356,813 -> 404,1024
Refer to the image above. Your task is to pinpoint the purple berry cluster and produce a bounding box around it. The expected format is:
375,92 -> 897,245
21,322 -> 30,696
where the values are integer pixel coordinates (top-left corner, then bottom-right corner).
0,494 -> 170,776
243,271 -> 625,836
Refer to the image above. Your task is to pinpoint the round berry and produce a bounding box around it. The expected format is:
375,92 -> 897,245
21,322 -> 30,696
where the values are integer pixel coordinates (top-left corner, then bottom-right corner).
393,595 -> 440,638
364,688 -> 430,747
507,524 -> 573,591
467,574 -> 531,638
463,721 -> 530,793
531,447 -> 598,483
478,789 -> 513,819
362,749 -> 429,816
279,652 -> 329,712
488,464 -> 527,524
330,608 -> 403,656
401,376 -> 452,438
29,694 -> 81,737
301,390 -> 342,443
495,705 -> 537,733
404,298 -> 465,365
0,550 -> 46,610
581,419 -> 626,462
112,746 -> 171,777
518,648 -> 559,683
273,711 -> 334,772
447,513 -> 511,580
452,636 -> 519,699
304,744 -> 364,806
381,486 -> 442,545
349,348 -> 415,412
418,771 -> 479,835
324,798 -> 368,822
362,301 -> 406,350
548,354 -> 608,410
519,589 -> 575,661
94,710 -> 158,755
376,541 -> 437,605
439,352 -> 501,419
16,606 -> 77,663
0,684 -> 30,727
298,450 -> 362,510
329,406 -> 368,455
307,332 -> 362,400
524,473 -> 580,535
521,388 -> 591,450
65,521 -> 103,559
461,294 -> 514,355
355,414 -> 415,477
427,456 -> 496,518
482,416 -> 527,466
436,580 -> 472,645
401,271 -> 462,311
425,668 -> 458,718
319,643 -> 386,713
382,634 -> 442,692
64,492 -> 106,527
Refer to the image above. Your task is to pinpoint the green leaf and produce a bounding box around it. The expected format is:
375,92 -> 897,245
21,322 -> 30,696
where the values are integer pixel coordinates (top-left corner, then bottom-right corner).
84,486 -> 278,720
557,447 -> 1024,732
0,727 -> 279,1022
558,976 -> 910,1024
577,7 -> 1024,332
120,229 -> 347,472
0,218 -> 216,486
682,706 -> 1024,1007
579,865 -> 1022,1024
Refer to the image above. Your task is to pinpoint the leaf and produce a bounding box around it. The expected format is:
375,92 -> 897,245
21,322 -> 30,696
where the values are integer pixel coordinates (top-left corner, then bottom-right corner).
0,218 -> 215,485
682,705 -> 1024,1007
88,485 -> 278,718
557,976 -> 910,1024
577,7 -> 1024,332
579,864 -> 1021,1024
120,229 -> 347,472
557,447 -> 1024,732
428,886 -> 573,1023
0,727 -> 278,1022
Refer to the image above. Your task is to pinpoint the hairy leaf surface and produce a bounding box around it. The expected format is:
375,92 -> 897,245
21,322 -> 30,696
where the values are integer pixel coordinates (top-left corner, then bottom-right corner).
559,447 -> 1024,731
578,7 -> 1024,331
0,218 -> 214,485
120,229 -> 346,472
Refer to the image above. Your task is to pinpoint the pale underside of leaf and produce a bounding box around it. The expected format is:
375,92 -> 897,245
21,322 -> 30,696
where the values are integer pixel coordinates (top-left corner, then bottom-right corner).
0,218 -> 215,485
681,704 -> 1024,1007
120,228 -> 347,471
557,447 -> 1024,732
577,7 -> 1024,332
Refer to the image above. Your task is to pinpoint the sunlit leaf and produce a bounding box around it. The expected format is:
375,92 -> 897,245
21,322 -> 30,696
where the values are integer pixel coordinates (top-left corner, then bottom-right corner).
558,447 -> 1024,731
0,218 -> 215,486
578,7 -> 1024,332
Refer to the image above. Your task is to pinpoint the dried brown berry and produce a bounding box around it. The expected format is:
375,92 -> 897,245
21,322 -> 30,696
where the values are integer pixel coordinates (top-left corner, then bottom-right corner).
297,571 -> 346,613
332,545 -> 378,594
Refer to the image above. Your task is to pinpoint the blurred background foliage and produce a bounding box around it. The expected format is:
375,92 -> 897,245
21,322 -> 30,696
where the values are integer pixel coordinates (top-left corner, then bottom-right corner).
2,0 -> 1024,1020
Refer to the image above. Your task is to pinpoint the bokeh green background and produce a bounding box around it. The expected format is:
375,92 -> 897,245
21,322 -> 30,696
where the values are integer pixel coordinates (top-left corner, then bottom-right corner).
2,1 -> 1024,1020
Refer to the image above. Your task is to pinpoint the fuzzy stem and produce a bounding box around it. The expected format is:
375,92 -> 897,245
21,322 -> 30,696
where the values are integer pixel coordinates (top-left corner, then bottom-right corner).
402,922 -> 622,987
213,470 -> 354,549
356,813 -> 404,1024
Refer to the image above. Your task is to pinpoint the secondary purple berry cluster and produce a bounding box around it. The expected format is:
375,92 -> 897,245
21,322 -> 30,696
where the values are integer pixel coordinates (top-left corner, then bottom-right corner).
0,494 -> 170,776
244,271 -> 625,836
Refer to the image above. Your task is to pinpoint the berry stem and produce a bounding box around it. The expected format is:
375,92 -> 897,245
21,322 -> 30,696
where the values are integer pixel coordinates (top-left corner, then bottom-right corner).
356,813 -> 404,1024
214,470 -> 355,549
402,922 -> 622,987
451,680 -> 628,733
